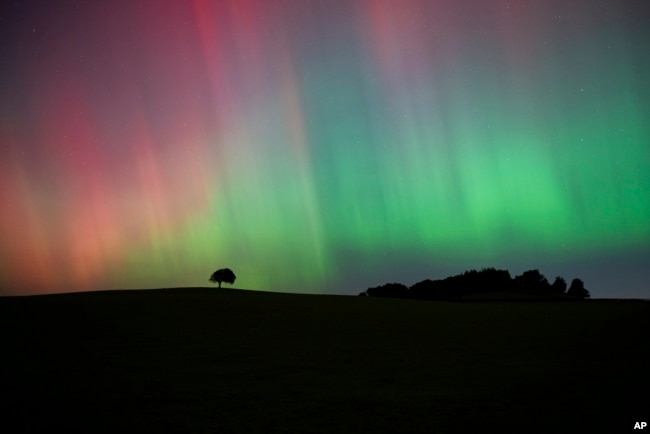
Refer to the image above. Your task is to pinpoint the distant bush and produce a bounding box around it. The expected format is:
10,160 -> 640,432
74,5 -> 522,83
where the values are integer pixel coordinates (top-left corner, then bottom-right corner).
362,283 -> 409,298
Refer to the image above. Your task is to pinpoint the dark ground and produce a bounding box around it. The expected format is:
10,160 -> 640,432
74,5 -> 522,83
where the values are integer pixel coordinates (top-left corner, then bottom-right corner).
1,288 -> 648,433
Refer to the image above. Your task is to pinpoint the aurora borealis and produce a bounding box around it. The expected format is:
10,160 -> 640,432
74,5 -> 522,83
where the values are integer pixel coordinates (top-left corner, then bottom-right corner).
1,1 -> 648,297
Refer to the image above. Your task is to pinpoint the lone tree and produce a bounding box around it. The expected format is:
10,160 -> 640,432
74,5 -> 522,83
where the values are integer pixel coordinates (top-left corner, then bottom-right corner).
567,278 -> 590,299
209,268 -> 236,288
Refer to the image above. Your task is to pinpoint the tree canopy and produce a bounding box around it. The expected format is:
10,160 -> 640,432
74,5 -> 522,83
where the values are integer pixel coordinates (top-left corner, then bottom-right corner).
209,268 -> 236,288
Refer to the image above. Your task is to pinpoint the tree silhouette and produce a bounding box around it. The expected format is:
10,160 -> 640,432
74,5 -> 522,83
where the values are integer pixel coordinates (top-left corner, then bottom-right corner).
567,278 -> 590,298
514,269 -> 550,291
363,268 -> 590,301
551,276 -> 567,293
209,268 -> 236,288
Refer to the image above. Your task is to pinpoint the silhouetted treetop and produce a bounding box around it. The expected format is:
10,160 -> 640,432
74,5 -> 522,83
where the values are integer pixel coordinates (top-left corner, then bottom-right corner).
514,269 -> 550,291
567,278 -> 590,299
551,276 -> 567,293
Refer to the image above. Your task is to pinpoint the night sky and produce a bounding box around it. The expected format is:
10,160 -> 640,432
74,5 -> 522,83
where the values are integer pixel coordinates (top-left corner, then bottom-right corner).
1,1 -> 648,298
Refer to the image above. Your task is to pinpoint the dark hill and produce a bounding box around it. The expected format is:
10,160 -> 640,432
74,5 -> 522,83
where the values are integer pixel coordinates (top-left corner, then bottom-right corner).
1,288 -> 648,433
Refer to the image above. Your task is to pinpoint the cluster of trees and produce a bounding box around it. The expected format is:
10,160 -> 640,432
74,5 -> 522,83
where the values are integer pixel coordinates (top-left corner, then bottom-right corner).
360,268 -> 590,300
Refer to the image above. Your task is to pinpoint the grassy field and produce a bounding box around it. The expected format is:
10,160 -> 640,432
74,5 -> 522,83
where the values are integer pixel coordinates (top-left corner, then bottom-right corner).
1,288 -> 648,433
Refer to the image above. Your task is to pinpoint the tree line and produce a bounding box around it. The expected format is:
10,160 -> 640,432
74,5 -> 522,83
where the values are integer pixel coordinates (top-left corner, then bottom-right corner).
360,268 -> 590,300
